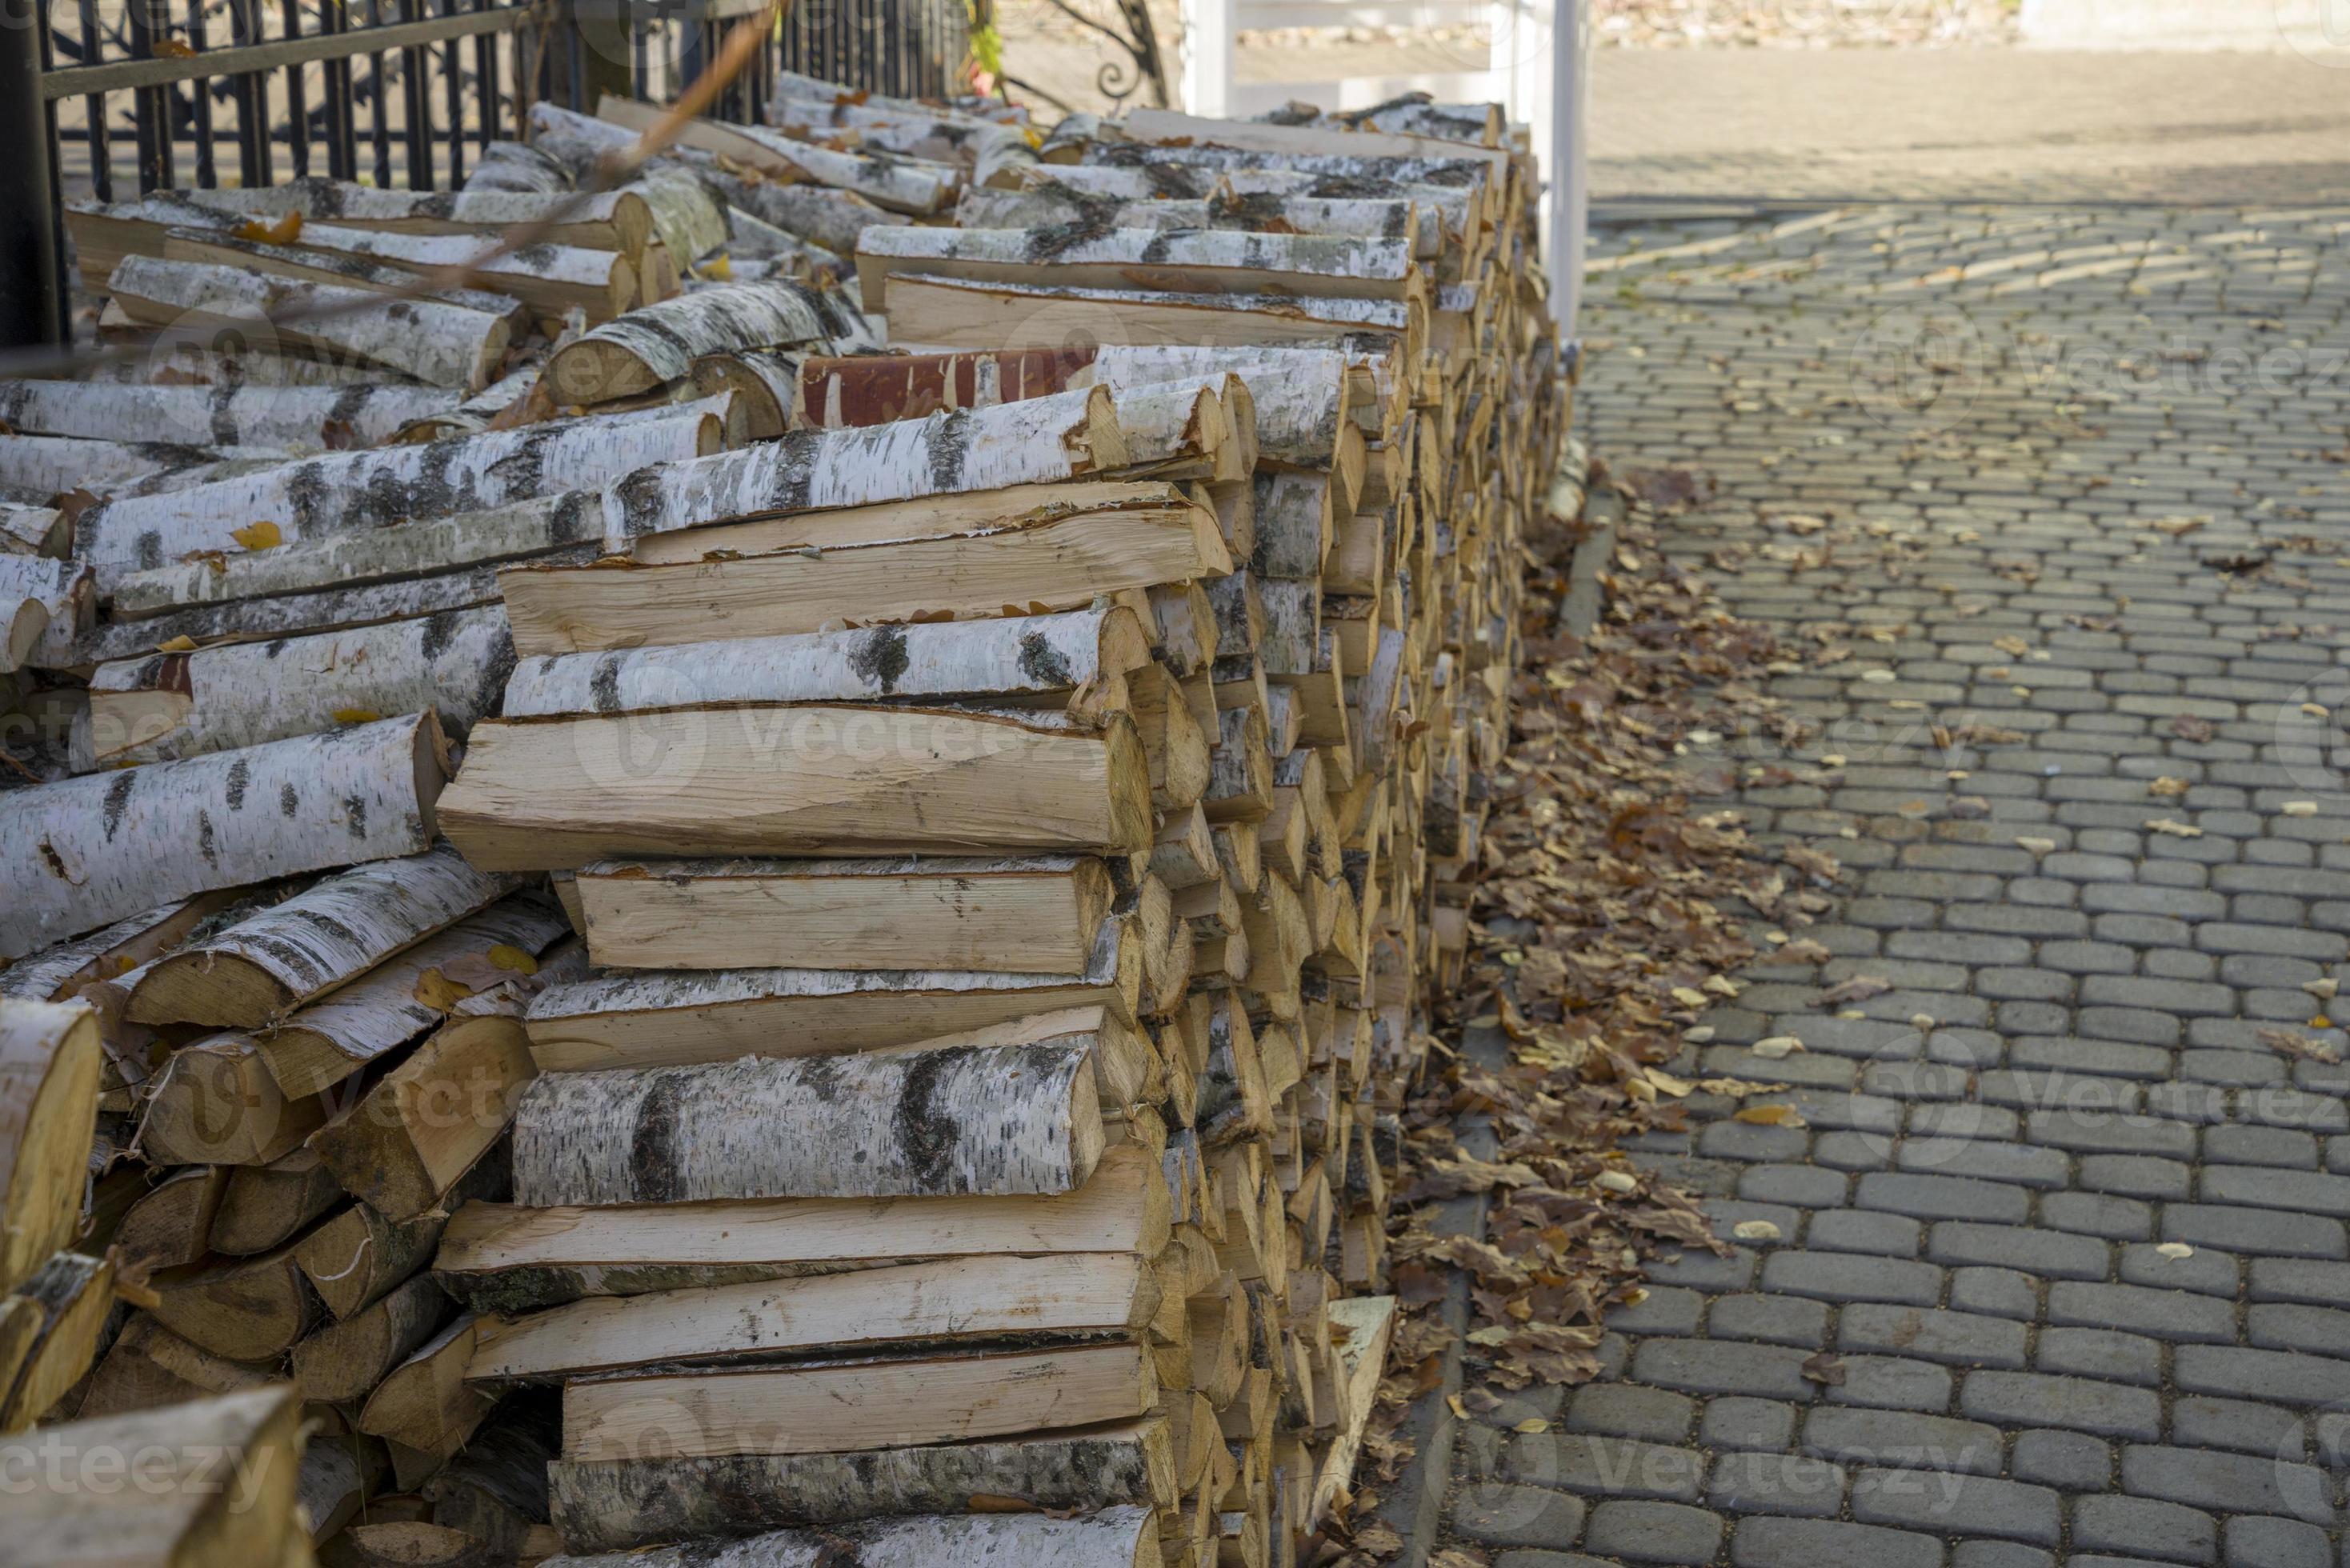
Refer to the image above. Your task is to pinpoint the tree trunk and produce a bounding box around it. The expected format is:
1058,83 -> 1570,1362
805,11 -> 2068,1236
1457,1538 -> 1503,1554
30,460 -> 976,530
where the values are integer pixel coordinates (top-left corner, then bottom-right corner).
559,1346 -> 1156,1463
857,227 -> 1419,312
249,890 -> 570,1098
877,274 -> 1419,361
500,605 -> 1147,719
306,1014 -> 537,1222
0,380 -> 462,453
545,1506 -> 1155,1568
126,842 -> 518,1029
75,407 -> 719,579
548,1426 -> 1169,1552
81,606 -> 515,767
106,255 -> 512,391
595,385 -> 1128,546
570,854 -> 1115,975
0,714 -> 448,963
431,1139 -> 1167,1313
290,1273 -> 452,1404
107,492 -> 603,621
510,1036 -> 1107,1204
546,280 -> 871,405
0,999 -> 103,1297
470,1253 -> 1152,1381
438,707 -> 1155,869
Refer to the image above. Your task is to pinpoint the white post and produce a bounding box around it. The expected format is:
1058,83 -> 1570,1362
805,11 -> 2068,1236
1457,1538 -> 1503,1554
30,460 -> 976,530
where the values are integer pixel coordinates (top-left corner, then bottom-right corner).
1181,0 -> 1235,117
1490,0 -> 1581,338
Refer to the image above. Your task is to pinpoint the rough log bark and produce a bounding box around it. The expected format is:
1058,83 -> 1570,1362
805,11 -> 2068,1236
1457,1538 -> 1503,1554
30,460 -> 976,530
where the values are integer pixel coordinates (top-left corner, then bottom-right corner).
81,606 -> 514,767
274,222 -> 636,322
470,1252 -> 1152,1380
107,255 -> 512,390
136,178 -> 656,251
518,917 -> 1142,1071
547,1422 -> 1167,1551
0,380 -> 462,453
75,408 -> 718,578
694,169 -> 907,255
128,842 -> 517,1029
1087,346 -> 1347,469
546,281 -> 870,404
594,385 -> 1129,547
431,1138 -> 1167,1313
500,606 -> 1147,719
0,432 -> 277,498
0,999 -> 103,1297
540,1503 -> 1156,1567
878,274 -> 1420,360
0,714 -> 446,963
0,502 -> 68,557
856,227 -> 1420,310
249,890 -> 570,1098
305,1014 -> 537,1221
510,1036 -> 1107,1203
438,707 -> 1154,868
152,226 -> 534,321
558,1346 -> 1156,1462
1253,470 -> 1334,578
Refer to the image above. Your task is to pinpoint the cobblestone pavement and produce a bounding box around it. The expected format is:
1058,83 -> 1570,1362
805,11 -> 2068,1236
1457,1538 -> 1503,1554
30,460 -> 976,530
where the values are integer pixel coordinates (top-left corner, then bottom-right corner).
1447,202 -> 2350,1564
1591,52 -> 2350,204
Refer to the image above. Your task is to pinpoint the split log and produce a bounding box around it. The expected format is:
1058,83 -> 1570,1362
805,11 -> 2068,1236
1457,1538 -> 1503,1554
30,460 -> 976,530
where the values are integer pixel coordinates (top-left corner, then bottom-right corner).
433,1138 -> 1168,1312
546,281 -> 871,404
1254,470 -> 1335,578
438,707 -> 1154,868
1152,802 -> 1219,890
560,1345 -> 1156,1462
75,1313 -> 275,1418
419,1415 -> 552,1557
107,255 -> 512,390
572,854 -> 1116,974
137,1035 -> 326,1166
1207,186 -> 1440,258
505,492 -> 1216,656
151,1237 -> 318,1361
128,842 -> 516,1029
0,714 -> 447,964
305,1014 -> 538,1222
11,1386 -> 306,1566
211,1147 -> 345,1254
112,1166 -> 228,1272
106,491 -> 605,620
548,1422 -> 1170,1551
297,1201 -> 450,1320
1,501 -> 68,557
219,222 -> 637,322
321,1522 -> 494,1568
0,558 -> 89,672
0,378 -> 462,453
1087,346 -> 1349,469
855,227 -> 1422,310
694,168 -> 908,255
689,348 -> 806,439
1131,662 -> 1213,812
625,475 -> 1186,559
465,138 -> 573,193
1259,579 -> 1321,675
510,1035 -> 1108,1203
542,1504 -> 1158,1567
1,1251 -> 113,1430
74,406 -> 719,577
0,998 -> 103,1295
518,920 -> 1143,1071
879,274 -> 1422,362
358,1313 -> 494,1455
592,385 -> 1130,547
470,1252 -> 1155,1381
119,178 -> 658,252
1113,375 -> 1247,482
499,605 -> 1149,719
791,345 -> 1089,426
292,1274 -> 452,1403
248,890 -> 570,1097
81,606 -> 514,767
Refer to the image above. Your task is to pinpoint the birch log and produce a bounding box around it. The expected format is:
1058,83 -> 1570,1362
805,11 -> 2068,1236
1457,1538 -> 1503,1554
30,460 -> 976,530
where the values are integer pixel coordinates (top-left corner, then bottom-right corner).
470,1253 -> 1151,1380
0,502 -> 66,557
954,186 -> 1210,232
250,890 -> 570,1097
465,138 -> 573,192
1,558 -> 90,674
0,998 -> 103,1296
1087,345 -> 1348,467
694,168 -> 907,255
688,349 -> 804,438
256,222 -> 638,322
153,226 -> 533,321
0,380 -> 462,453
549,1422 -> 1169,1551
438,706 -> 1154,868
0,714 -> 448,962
0,898 -> 214,1002
546,281 -> 871,404
0,432 -> 278,498
1208,186 -> 1439,258
138,1035 -> 327,1166
600,101 -> 960,217
126,842 -> 516,1027
512,1036 -> 1104,1203
521,916 -> 1139,1071
107,491 -> 604,618
855,226 -> 1422,308
107,255 -> 512,391
500,606 -> 1147,718
542,1504 -> 1157,1568
2,1251 -> 114,1429
162,178 -> 656,251
595,386 -> 1127,546
791,346 -> 1087,426
75,408 -> 719,578
879,274 -> 1422,362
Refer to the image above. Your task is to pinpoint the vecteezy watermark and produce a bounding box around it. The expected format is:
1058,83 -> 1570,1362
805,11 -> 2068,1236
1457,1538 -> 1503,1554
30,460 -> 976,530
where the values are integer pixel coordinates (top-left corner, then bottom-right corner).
2279,0 -> 2350,66
1848,308 -> 1992,438
0,1434 -> 282,1502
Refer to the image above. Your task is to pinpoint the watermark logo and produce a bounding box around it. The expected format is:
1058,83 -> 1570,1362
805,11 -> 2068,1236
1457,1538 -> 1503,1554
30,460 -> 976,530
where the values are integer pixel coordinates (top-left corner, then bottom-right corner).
1848,307 -> 1991,438
2280,0 -> 2350,66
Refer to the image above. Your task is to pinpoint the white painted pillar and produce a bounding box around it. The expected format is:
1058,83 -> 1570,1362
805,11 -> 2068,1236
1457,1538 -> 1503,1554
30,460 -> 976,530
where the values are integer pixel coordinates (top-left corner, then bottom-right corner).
1181,0 -> 1235,117
1490,0 -> 1583,340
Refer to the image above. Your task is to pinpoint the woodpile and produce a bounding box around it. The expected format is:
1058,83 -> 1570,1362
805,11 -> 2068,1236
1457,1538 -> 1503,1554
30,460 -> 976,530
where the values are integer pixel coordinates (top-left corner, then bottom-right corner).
1,72 -> 1563,1568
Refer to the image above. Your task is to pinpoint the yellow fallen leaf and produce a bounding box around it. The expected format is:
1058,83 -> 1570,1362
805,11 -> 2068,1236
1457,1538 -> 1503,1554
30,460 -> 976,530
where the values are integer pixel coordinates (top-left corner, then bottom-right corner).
487,942 -> 539,974
330,708 -> 381,725
412,968 -> 472,1010
1595,1170 -> 1639,1194
1670,986 -> 1708,1008
234,212 -> 303,246
230,520 -> 283,550
2304,978 -> 2338,1000
1646,1068 -> 1695,1098
2155,1242 -> 2194,1260
2145,818 -> 2203,838
699,253 -> 735,282
1514,1418 -> 1551,1434
2015,837 -> 2056,854
1735,1104 -> 1808,1127
156,634 -> 198,653
1732,1220 -> 1783,1242
1751,1036 -> 1805,1059
2148,777 -> 2190,798
2283,801 -> 2319,817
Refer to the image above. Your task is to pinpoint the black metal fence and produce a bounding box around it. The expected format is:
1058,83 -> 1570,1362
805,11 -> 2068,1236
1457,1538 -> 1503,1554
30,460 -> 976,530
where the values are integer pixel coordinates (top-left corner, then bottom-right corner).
0,0 -> 971,348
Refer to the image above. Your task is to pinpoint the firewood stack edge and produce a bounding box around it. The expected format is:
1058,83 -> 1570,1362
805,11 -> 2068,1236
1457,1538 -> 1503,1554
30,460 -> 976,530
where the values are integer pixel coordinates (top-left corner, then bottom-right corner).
0,74 -> 1568,1568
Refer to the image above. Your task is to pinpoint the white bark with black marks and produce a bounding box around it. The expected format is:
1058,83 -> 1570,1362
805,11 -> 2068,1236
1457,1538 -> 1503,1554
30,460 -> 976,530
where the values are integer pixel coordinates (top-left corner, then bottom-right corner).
510,1035 -> 1105,1203
152,178 -> 656,252
735,126 -> 961,216
0,381 -> 462,453
0,714 -> 446,962
855,225 -> 1419,306
0,433 -> 282,498
546,281 -> 868,404
1,558 -> 92,674
540,1506 -> 1155,1568
74,406 -> 719,582
0,998 -> 103,1296
1085,346 -> 1346,468
0,502 -> 67,558
695,169 -> 908,256
1251,470 -> 1332,578
876,274 -> 1417,355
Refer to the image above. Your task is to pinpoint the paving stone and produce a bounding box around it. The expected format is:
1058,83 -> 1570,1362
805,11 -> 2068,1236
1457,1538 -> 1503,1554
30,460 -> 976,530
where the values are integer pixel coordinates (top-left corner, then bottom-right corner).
1731,1516 -> 1946,1568
1608,1286 -> 1708,1336
1825,1354 -> 1953,1412
2174,1345 -> 2350,1409
2079,1153 -> 2194,1200
2223,1516 -> 2332,1568
2046,1280 -> 2240,1342
2009,1427 -> 2112,1490
1848,1468 -> 2061,1544
1857,1172 -> 2031,1223
1504,1434 -> 1707,1502
1802,1407 -> 2002,1474
1953,1548 -> 2054,1568
1959,1370 -> 2161,1439
2035,1326 -> 2164,1386
2202,1166 -> 2350,1218
1837,1302 -> 2028,1366
2042,1190 -> 2157,1241
1453,1483 -> 1591,1550
1741,1163 -> 1853,1207
2248,1258 -> 2350,1306
1565,1384 -> 1697,1445
1758,1250 -> 1943,1306
1702,1398 -> 1800,1452
1707,1451 -> 1848,1518
2070,1494 -> 2220,1565
1947,1266 -> 2040,1320
2120,1445 -> 2335,1525
1707,1292 -> 1832,1349
1930,1220 -> 2109,1277
1583,1500 -> 1727,1564
1634,1338 -> 1820,1402
1808,1208 -> 1920,1256
1495,1555 -> 1614,1568
2172,1396 -> 2307,1459
2163,1202 -> 2347,1259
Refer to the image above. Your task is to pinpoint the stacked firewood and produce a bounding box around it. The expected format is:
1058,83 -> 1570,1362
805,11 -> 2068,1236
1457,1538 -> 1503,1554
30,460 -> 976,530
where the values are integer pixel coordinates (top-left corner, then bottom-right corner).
0,995 -> 109,1435
0,70 -> 1562,1568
